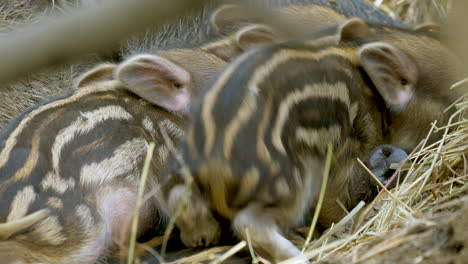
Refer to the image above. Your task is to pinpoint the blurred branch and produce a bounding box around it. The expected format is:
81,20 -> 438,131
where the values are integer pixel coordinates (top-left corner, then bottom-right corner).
0,0 -> 211,85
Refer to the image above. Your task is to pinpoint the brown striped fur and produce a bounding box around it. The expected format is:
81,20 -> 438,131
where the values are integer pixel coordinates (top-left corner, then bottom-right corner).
203,15 -> 467,230
164,14 -> 467,261
202,4 -> 347,61
0,80 -> 181,263
0,48 -> 226,263
165,39 -> 386,262
208,4 -> 467,153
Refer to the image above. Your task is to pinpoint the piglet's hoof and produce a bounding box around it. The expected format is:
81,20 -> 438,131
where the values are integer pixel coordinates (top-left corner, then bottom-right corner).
180,214 -> 221,247
368,144 -> 408,188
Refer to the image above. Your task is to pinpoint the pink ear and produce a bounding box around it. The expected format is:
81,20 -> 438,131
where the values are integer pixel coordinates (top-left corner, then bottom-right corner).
358,42 -> 418,110
115,54 -> 192,111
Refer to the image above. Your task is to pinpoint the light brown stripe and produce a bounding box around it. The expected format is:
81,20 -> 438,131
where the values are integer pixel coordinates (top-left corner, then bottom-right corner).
52,105 -> 133,173
71,136 -> 108,158
76,204 -> 94,229
256,95 -> 274,166
7,185 -> 36,222
201,50 -> 253,156
142,116 -> 156,135
41,172 -> 76,194
47,197 -> 63,209
223,48 -> 351,158
222,94 -> 257,159
0,209 -> 49,240
272,82 -> 350,154
295,125 -> 342,153
274,177 -> 291,200
244,47 -> 355,95
159,119 -> 184,139
11,131 -> 43,182
11,110 -> 62,182
304,35 -> 340,48
200,37 -> 233,51
233,167 -> 260,207
234,47 -> 354,154
32,215 -> 67,246
79,137 -> 146,185
349,102 -> 359,125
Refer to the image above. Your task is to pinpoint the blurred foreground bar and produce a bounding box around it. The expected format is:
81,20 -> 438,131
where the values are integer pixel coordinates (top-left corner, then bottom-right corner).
0,0 -> 211,86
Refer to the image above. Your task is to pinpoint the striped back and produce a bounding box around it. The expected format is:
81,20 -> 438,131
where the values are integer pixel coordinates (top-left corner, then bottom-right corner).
176,40 -> 374,219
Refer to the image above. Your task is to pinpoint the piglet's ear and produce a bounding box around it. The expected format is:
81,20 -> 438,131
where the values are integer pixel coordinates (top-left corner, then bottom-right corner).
235,24 -> 281,51
337,17 -> 369,43
74,63 -> 116,89
413,22 -> 441,39
414,22 -> 440,34
115,54 -> 191,106
211,4 -> 248,35
359,42 -> 418,110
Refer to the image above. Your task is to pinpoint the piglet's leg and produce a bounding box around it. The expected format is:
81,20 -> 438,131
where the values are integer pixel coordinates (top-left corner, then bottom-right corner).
232,203 -> 303,263
168,185 -> 221,247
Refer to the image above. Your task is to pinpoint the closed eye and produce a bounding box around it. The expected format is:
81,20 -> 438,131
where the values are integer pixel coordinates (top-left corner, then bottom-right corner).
173,82 -> 183,89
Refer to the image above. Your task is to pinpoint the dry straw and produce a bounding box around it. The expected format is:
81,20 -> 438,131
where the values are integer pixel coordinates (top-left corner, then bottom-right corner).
369,0 -> 452,24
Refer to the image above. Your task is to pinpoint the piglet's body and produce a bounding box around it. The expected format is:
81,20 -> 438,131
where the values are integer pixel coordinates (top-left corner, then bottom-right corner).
165,41 -> 374,262
0,80 -> 184,263
164,18 -> 429,262
0,48 -> 226,263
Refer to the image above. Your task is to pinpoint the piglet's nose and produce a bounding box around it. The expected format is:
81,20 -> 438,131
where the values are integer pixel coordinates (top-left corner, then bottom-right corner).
369,145 -> 408,169
367,145 -> 409,188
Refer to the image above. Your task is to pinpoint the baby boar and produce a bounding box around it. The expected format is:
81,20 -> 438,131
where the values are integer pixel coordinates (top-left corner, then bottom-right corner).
163,19 -> 420,262
0,48 -> 226,264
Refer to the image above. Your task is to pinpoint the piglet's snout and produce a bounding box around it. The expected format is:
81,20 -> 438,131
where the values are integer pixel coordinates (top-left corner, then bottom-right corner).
368,145 -> 408,187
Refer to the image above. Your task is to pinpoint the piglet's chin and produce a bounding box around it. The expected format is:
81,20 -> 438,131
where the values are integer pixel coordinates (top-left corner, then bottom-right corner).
164,92 -> 191,112
389,87 -> 414,112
